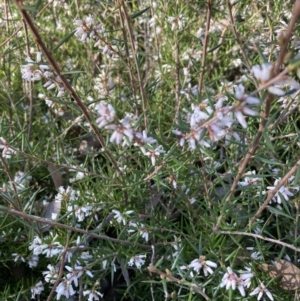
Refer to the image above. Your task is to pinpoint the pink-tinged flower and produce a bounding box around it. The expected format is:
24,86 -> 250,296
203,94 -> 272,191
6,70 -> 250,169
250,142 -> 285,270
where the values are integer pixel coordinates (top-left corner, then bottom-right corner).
74,15 -> 94,42
250,282 -> 274,301
220,267 -> 238,290
21,52 -> 50,82
95,102 -> 116,128
106,115 -> 134,145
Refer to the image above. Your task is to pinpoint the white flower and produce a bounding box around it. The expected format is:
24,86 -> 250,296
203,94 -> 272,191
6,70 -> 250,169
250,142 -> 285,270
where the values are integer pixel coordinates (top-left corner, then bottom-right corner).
238,170 -> 261,186
234,84 -> 260,129
267,178 -> 294,204
107,115 -> 134,145
21,52 -> 49,82
27,255 -> 39,268
42,264 -> 59,283
220,267 -> 238,290
128,254 -> 146,269
83,290 -> 104,301
145,145 -> 165,166
42,241 -> 63,258
56,280 -> 76,299
252,63 -> 273,82
31,281 -> 44,298
0,137 -> 16,159
65,265 -> 84,287
252,63 -> 300,96
250,282 -> 274,301
95,102 -> 116,128
29,236 -> 48,255
68,204 -> 92,222
128,222 -> 149,241
189,256 -> 217,276
112,209 -> 134,225
74,16 -> 93,42
55,186 -> 79,202
12,253 -> 25,262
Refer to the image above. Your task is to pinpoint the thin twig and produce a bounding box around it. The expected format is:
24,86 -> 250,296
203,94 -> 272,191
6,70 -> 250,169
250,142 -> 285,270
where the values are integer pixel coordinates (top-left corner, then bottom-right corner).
147,265 -> 211,300
197,0 -> 212,95
215,92 -> 274,229
174,35 -> 181,123
274,0 -> 300,74
226,0 -> 253,72
46,234 -> 71,301
120,0 -> 148,129
219,230 -> 300,253
0,206 -> 152,249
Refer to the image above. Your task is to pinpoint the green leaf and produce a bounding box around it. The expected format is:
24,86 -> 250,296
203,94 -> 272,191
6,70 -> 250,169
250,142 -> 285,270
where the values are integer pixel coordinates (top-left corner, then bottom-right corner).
263,132 -> 275,152
254,155 -> 282,165
130,7 -> 150,19
267,206 -> 294,220
52,30 -> 76,51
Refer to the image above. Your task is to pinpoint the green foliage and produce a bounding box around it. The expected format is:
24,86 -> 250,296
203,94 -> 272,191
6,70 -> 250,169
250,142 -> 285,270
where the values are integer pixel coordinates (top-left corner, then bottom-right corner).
1,0 -> 300,301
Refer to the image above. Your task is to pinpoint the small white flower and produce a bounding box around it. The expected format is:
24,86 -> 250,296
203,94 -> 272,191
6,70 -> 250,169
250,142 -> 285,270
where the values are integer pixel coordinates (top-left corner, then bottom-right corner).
29,236 -> 48,255
252,63 -> 300,96
0,137 -> 16,159
189,256 -> 217,276
250,282 -> 274,301
95,102 -> 116,128
31,281 -> 44,299
83,289 -> 104,301
56,280 -> 76,299
55,186 -> 79,202
68,204 -> 92,222
128,222 -> 149,242
27,255 -> 39,268
220,267 -> 238,290
128,254 -> 146,269
12,253 -> 25,263
238,170 -> 261,186
145,145 -> 165,166
112,209 -> 134,225
267,178 -> 294,204
42,264 -> 58,283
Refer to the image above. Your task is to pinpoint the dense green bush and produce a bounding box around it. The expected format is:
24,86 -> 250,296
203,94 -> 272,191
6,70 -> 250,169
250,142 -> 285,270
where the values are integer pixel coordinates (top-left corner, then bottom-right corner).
1,0 -> 300,300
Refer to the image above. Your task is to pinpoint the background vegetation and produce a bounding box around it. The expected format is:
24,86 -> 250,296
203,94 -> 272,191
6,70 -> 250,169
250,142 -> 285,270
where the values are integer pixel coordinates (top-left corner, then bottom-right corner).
1,0 -> 300,300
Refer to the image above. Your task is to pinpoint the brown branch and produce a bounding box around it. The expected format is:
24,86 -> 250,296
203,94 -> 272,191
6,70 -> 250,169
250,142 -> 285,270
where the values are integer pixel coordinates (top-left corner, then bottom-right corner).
215,92 -> 274,230
197,0 -> 212,94
120,0 -> 148,129
274,0 -> 300,74
0,206 -> 152,249
219,230 -> 300,253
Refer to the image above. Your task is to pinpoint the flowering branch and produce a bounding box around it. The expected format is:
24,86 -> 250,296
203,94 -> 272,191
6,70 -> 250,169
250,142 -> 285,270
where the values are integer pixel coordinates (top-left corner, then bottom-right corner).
15,0 -> 122,174
249,157 -> 300,225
